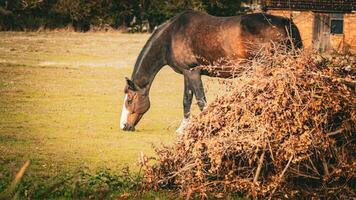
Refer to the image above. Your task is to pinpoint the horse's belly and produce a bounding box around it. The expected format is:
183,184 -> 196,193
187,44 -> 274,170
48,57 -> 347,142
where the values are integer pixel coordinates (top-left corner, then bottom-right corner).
200,62 -> 247,78
201,69 -> 236,78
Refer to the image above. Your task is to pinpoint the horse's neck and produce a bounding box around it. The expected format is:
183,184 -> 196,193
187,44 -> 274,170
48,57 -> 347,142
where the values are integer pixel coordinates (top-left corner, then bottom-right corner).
131,27 -> 169,90
131,39 -> 166,90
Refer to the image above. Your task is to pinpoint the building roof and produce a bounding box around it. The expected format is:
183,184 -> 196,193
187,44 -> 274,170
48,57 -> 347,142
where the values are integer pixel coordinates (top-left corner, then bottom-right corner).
264,0 -> 356,12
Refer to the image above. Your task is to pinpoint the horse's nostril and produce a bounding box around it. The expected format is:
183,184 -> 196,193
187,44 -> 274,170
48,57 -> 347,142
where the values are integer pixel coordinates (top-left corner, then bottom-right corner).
123,124 -> 135,132
122,124 -> 128,131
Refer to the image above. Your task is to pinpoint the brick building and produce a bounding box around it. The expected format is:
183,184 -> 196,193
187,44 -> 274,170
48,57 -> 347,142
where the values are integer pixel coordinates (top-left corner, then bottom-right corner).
247,0 -> 356,53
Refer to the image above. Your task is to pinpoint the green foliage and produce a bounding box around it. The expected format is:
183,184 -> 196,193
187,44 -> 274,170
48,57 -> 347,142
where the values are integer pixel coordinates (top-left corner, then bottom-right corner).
9,168 -> 141,199
0,0 -> 246,31
203,0 -> 243,16
144,0 -> 205,29
0,166 -> 179,199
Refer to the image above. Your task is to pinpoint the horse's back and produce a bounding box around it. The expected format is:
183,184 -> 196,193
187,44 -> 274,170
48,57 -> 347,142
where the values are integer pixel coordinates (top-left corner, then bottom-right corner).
168,11 -> 245,67
167,11 -> 302,74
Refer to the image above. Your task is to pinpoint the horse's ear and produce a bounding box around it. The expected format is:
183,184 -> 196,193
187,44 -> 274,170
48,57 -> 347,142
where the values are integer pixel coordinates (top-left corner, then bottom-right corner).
125,77 -> 139,91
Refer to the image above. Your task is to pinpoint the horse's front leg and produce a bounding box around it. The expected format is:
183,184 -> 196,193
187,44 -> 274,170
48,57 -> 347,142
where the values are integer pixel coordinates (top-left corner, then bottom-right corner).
186,69 -> 206,111
176,69 -> 207,134
176,75 -> 194,134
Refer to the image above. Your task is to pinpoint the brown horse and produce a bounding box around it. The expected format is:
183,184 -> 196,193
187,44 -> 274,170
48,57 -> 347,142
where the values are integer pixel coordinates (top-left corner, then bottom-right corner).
120,10 -> 302,132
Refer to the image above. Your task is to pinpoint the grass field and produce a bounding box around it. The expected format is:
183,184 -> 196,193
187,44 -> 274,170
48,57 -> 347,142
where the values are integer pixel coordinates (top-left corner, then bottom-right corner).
0,32 -> 224,199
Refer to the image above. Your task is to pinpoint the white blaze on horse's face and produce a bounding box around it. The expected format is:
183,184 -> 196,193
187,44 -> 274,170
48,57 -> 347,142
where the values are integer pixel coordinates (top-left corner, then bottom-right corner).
120,94 -> 129,130
120,78 -> 151,131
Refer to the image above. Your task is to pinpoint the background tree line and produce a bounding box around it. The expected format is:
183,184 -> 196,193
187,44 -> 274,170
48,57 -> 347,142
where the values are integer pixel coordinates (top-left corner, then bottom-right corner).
0,0 -> 249,32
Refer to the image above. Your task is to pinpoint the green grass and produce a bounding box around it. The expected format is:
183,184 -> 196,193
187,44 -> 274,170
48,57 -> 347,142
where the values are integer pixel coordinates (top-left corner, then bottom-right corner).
0,32 -> 227,199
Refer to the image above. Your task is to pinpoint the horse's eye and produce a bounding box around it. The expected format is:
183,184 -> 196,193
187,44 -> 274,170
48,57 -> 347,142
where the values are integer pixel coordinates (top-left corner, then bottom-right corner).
127,99 -> 133,104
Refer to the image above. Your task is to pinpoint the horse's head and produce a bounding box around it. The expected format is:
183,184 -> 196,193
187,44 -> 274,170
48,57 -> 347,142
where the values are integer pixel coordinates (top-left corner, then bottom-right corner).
120,77 -> 150,131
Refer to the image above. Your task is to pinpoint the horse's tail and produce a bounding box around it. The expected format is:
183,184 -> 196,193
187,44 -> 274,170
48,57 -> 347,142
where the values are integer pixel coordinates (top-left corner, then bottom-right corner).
285,19 -> 303,49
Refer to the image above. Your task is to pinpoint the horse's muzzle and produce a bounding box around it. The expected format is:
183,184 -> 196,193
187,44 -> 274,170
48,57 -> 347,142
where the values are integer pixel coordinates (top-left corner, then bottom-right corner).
122,124 -> 135,131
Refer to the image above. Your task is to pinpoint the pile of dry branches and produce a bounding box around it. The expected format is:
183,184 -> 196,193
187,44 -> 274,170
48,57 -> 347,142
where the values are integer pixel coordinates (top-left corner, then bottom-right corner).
142,48 -> 355,199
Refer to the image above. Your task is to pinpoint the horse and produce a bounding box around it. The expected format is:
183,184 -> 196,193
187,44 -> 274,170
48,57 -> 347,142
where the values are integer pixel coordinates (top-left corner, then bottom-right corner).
120,10 -> 302,132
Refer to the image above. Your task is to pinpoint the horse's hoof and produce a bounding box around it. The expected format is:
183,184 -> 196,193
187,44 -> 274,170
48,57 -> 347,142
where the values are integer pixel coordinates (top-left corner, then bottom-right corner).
176,127 -> 184,135
176,118 -> 189,135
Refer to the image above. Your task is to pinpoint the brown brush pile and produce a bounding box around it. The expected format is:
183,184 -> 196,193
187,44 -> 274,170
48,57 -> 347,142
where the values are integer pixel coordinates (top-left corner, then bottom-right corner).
142,48 -> 355,199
